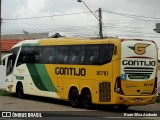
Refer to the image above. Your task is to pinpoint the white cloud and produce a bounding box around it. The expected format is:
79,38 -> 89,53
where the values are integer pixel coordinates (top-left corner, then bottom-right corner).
2,0 -> 160,41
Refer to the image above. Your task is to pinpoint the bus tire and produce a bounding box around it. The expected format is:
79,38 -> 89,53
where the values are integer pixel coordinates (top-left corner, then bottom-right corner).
82,89 -> 92,109
16,82 -> 24,99
117,105 -> 129,110
69,89 -> 80,108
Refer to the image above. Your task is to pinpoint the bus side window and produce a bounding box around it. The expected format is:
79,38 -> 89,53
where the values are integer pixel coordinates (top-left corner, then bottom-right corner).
85,45 -> 99,65
31,47 -> 42,63
6,47 -> 18,74
2,58 -> 5,65
71,56 -> 81,64
42,46 -> 55,64
17,46 -> 42,65
70,45 -> 85,64
90,56 -> 98,64
17,47 -> 29,66
99,44 -> 114,64
23,56 -> 29,63
55,46 -> 69,64
48,56 -> 55,64
29,47 -> 36,63
6,56 -> 13,75
10,47 -> 19,66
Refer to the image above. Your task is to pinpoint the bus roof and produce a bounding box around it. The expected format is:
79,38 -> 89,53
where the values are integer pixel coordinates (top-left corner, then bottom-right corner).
11,37 -> 121,49
11,38 -> 155,49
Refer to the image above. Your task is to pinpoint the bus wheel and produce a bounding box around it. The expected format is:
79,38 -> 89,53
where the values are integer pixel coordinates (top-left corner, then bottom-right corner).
16,82 -> 24,99
82,89 -> 92,109
69,89 -> 80,108
117,105 -> 129,110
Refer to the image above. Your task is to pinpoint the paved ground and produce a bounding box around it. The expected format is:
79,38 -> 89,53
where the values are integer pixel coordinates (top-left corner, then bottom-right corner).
0,95 -> 159,119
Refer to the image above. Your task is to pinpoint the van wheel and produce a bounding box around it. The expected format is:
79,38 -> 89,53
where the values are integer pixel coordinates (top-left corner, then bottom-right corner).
82,89 -> 92,109
16,83 -> 24,98
69,89 -> 80,107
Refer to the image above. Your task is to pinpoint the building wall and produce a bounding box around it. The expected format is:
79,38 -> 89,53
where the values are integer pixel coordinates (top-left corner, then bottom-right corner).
1,33 -> 49,60
2,33 -> 48,40
0,65 -> 6,89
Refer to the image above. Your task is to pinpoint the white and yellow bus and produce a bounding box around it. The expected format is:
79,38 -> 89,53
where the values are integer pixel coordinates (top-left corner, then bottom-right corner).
2,38 -> 158,109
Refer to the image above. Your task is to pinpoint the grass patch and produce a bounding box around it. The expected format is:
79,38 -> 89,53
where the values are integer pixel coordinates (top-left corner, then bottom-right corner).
0,89 -> 14,96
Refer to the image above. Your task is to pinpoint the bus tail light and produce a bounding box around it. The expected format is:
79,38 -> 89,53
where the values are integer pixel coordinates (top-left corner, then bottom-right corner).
151,77 -> 157,95
120,39 -> 124,42
114,77 -> 124,95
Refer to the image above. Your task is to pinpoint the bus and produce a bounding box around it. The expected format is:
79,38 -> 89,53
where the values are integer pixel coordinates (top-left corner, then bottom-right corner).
3,38 -> 158,109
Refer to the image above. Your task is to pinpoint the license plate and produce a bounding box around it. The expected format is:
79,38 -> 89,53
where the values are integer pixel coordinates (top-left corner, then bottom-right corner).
135,98 -> 142,102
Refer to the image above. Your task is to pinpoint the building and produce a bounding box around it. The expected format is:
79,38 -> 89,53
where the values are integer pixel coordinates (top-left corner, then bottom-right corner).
50,33 -> 63,38
1,33 -> 48,59
2,33 -> 49,40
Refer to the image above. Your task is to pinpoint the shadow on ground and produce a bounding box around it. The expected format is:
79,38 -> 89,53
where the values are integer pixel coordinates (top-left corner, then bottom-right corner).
8,95 -> 159,117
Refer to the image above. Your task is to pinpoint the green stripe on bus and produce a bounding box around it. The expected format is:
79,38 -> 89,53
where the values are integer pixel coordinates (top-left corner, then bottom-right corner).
27,64 -> 48,91
35,64 -> 58,92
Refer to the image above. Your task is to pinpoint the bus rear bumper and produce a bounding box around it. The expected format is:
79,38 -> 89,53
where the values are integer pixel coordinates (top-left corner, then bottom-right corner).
115,94 -> 157,106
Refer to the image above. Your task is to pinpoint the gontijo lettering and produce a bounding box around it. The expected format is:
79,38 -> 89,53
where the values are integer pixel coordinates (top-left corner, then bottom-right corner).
122,60 -> 156,66
55,67 -> 86,76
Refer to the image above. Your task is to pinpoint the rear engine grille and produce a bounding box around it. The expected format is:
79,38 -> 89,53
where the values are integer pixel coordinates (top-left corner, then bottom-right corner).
124,67 -> 154,75
99,82 -> 111,102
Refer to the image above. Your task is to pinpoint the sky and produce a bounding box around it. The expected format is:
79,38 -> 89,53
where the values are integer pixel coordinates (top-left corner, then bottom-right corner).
1,0 -> 160,54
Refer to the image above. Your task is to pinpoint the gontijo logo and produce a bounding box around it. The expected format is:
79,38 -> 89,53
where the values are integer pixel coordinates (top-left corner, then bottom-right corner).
128,43 -> 150,55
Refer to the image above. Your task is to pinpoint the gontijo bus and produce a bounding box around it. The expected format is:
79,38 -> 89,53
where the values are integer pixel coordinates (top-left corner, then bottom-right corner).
2,38 -> 158,109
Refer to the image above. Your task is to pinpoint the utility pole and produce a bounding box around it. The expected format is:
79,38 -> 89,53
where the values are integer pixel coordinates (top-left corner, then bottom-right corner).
77,0 -> 103,39
0,0 -> 2,65
98,8 -> 103,39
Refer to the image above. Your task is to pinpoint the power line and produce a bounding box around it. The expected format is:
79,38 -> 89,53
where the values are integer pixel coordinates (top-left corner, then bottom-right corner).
103,27 -> 159,36
2,25 -> 98,32
103,25 -> 154,32
115,34 -> 160,38
3,21 -> 97,28
103,9 -> 160,19
3,20 -> 154,32
3,19 -> 156,33
3,11 -> 93,21
103,9 -> 160,22
2,8 -> 160,39
2,25 -> 98,35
